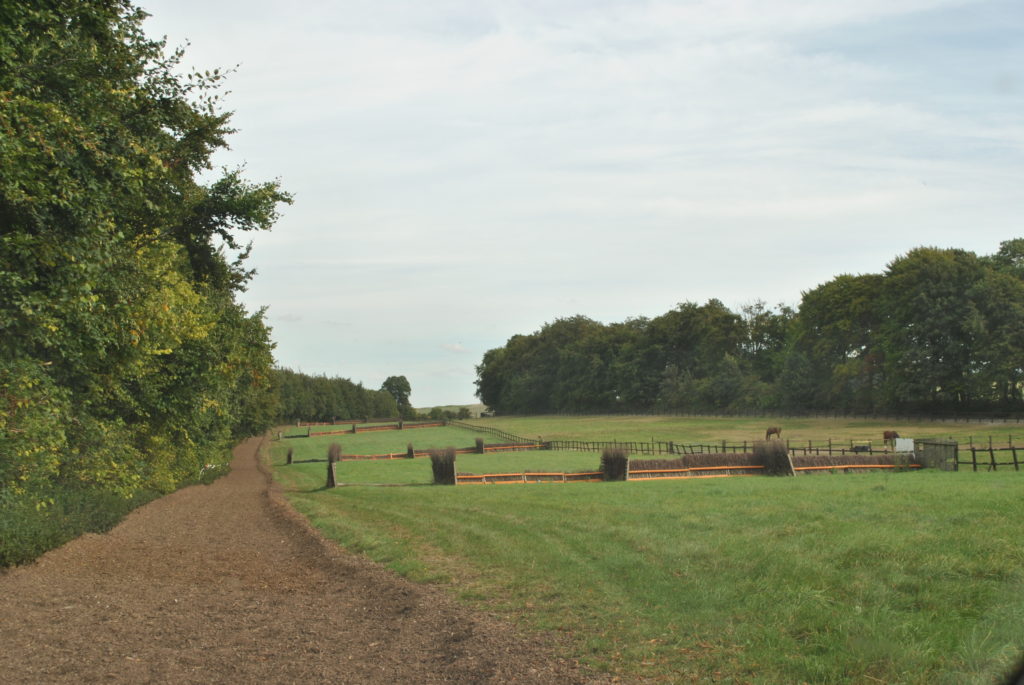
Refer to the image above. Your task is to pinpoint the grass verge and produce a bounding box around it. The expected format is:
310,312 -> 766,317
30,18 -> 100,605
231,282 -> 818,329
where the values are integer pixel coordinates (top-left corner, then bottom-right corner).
0,486 -> 161,567
0,462 -> 229,568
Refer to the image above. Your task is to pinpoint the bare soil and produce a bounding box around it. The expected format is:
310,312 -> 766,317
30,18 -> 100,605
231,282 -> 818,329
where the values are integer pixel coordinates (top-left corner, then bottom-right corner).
0,438 -> 608,683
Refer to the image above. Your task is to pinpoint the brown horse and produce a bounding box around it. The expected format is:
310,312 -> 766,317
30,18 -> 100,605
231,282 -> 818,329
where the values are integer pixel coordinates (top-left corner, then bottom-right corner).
883,430 -> 900,442
765,426 -> 782,440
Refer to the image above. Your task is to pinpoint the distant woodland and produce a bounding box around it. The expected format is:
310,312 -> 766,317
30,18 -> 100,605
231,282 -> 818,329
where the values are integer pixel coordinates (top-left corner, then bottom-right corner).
272,368 -> 399,423
476,242 -> 1024,416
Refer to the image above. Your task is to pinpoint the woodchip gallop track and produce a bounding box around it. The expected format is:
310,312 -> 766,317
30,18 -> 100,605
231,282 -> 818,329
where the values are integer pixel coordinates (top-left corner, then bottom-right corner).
0,438 -> 602,683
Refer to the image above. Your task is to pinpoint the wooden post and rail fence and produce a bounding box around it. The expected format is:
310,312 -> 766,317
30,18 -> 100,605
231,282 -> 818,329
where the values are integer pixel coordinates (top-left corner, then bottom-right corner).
288,421 -> 1021,487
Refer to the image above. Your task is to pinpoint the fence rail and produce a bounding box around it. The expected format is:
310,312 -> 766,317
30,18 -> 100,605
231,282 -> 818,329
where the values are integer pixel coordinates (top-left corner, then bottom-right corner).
955,445 -> 1021,471
296,442 -> 546,463
308,421 -> 445,437
448,420 -> 536,445
546,438 -> 895,458
456,471 -> 602,485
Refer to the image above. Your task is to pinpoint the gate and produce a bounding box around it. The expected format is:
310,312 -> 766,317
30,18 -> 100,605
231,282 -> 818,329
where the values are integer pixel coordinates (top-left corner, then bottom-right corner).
914,440 -> 958,470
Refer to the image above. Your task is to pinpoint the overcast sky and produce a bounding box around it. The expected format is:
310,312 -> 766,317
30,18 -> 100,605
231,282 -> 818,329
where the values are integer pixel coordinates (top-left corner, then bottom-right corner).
139,0 -> 1023,407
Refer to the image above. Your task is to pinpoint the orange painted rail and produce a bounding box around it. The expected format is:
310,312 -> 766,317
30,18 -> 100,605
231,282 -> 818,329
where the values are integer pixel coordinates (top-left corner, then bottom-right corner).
630,465 -> 764,475
456,471 -> 602,484
630,473 -> 760,481
794,464 -> 921,471
483,444 -> 544,452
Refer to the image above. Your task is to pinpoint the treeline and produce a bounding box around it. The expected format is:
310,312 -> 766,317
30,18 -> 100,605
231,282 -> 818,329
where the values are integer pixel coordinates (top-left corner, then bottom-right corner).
1,2 -> 288,563
273,368 -> 398,423
477,241 -> 1024,416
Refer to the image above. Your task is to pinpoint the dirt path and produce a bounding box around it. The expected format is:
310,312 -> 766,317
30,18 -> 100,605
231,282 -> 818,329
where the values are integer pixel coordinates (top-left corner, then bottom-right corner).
0,438 -> 604,683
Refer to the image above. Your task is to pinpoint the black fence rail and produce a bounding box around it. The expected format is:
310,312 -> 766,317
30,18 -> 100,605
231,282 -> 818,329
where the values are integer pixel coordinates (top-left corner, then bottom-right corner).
448,420 -> 536,445
956,444 -> 1021,471
545,439 -> 894,457
288,441 -> 548,464
549,439 -> 688,455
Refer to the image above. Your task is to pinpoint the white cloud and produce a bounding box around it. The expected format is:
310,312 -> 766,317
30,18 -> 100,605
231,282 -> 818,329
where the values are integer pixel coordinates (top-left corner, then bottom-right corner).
141,0 -> 1024,404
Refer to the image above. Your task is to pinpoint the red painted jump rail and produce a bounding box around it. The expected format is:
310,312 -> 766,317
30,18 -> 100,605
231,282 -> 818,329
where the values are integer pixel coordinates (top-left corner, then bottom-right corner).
456,471 -> 603,484
454,462 -> 922,485
629,465 -> 765,479
793,463 -> 922,472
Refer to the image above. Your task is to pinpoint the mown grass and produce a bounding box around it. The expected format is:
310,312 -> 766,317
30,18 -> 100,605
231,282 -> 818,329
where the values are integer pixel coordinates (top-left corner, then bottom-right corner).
269,429 -> 1024,683
280,448 -> 600,485
278,421 -> 404,438
279,425 -> 505,461
470,414 -> 1024,447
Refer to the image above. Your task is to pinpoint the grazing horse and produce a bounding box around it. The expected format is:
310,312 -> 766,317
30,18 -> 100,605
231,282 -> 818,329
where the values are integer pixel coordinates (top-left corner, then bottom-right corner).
883,430 -> 900,443
765,426 -> 782,440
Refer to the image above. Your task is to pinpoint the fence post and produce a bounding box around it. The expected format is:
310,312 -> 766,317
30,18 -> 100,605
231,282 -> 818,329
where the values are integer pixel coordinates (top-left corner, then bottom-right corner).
971,447 -> 977,472
326,455 -> 337,488
1012,446 -> 1019,471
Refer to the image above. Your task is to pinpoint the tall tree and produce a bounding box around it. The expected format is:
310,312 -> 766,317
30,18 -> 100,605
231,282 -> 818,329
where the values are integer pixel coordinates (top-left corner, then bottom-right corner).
879,248 -> 985,409
794,274 -> 884,411
0,1 -> 290,500
381,375 -> 413,419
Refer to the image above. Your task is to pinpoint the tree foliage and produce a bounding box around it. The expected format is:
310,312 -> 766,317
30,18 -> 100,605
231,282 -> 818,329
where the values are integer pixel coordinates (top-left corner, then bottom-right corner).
273,368 -> 398,423
381,375 -> 413,419
0,0 -> 290,505
476,241 -> 1024,416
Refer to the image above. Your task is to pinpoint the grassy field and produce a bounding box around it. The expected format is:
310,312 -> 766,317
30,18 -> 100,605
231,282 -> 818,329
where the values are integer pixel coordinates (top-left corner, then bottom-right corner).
414,402 -> 487,415
269,418 -> 1024,682
282,449 -> 600,485
468,414 -> 1024,447
279,425 -> 508,459
278,421 -> 413,438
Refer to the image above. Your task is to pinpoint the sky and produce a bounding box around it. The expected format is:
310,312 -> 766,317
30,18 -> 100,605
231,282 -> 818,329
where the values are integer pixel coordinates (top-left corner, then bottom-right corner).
139,0 -> 1023,407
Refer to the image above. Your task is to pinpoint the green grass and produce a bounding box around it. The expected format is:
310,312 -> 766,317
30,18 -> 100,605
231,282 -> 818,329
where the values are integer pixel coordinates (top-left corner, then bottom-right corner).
269,431 -> 1024,683
278,425 -> 506,460
277,447 -> 601,485
278,421 -> 409,438
469,414 -> 1024,447
415,402 -> 486,415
